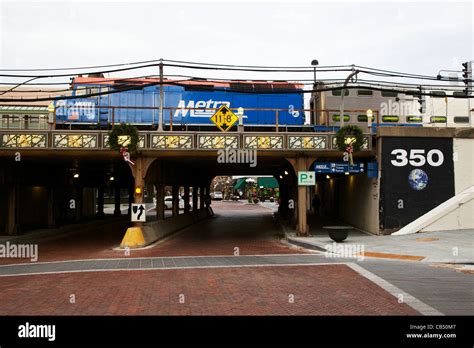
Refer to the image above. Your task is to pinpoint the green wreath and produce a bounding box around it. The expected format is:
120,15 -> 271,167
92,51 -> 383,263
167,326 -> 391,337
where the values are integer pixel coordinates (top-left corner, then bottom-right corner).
335,125 -> 364,152
108,123 -> 139,153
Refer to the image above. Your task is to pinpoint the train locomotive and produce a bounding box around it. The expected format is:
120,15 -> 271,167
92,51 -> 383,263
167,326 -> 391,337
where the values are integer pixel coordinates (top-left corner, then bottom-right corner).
54,77 -> 307,131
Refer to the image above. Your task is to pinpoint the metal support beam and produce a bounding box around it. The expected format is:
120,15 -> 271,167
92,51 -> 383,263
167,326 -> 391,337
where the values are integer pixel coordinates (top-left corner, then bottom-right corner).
155,184 -> 165,220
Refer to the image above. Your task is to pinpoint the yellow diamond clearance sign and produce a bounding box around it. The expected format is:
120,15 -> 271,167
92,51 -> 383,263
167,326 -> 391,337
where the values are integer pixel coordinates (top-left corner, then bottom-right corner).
210,105 -> 238,132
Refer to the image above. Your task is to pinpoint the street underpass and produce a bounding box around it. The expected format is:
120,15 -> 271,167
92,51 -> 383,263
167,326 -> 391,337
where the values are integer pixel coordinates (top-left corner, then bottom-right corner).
0,148 -> 380,263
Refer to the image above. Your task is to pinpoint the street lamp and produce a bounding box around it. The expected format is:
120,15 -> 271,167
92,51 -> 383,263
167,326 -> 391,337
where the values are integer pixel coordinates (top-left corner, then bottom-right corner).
339,69 -> 359,128
366,109 -> 373,129
311,59 -> 319,86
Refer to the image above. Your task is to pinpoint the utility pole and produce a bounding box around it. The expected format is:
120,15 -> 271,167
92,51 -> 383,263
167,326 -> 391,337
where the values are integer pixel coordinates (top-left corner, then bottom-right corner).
158,59 -> 164,132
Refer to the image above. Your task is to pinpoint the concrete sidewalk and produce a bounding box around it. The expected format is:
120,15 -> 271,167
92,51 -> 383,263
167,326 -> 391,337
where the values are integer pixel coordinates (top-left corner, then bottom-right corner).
285,222 -> 474,264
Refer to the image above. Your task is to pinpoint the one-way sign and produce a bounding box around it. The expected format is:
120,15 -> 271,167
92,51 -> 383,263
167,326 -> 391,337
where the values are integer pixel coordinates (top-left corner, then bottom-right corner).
131,203 -> 146,222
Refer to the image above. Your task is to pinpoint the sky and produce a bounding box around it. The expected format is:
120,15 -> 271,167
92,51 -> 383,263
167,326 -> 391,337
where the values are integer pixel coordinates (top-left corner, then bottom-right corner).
0,0 -> 472,84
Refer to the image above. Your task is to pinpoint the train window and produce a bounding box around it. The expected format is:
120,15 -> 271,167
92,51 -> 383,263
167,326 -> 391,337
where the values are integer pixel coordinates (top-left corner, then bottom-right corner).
75,87 -> 87,96
453,91 -> 467,97
27,115 -> 48,129
453,116 -> 469,123
357,90 -> 373,96
0,115 -> 10,129
184,85 -> 214,91
430,116 -> 447,123
332,114 -> 350,122
357,115 -> 368,122
89,87 -> 99,96
331,90 -> 349,96
406,116 -> 423,122
381,91 -> 398,97
1,115 -> 22,129
431,91 -> 446,98
381,115 -> 399,122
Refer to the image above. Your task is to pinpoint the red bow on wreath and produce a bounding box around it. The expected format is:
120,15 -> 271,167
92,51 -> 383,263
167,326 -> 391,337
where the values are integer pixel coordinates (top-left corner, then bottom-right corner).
345,144 -> 354,165
120,146 -> 135,166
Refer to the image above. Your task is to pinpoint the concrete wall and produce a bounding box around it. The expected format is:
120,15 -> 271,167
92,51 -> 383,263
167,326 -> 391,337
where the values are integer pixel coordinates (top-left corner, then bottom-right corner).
453,138 -> 474,194
321,174 -> 379,234
139,208 -> 213,247
421,198 -> 474,232
421,138 -> 474,232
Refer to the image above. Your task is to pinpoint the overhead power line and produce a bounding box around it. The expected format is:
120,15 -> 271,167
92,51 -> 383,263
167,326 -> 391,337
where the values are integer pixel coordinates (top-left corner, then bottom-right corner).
0,59 -> 163,72
1,80 -> 472,103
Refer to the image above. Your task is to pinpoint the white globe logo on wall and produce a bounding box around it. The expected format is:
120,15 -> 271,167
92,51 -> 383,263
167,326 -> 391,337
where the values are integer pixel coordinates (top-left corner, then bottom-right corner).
408,169 -> 428,191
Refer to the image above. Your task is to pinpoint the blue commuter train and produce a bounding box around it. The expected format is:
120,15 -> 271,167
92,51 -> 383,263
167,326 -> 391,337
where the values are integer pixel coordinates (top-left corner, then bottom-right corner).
54,77 -> 306,130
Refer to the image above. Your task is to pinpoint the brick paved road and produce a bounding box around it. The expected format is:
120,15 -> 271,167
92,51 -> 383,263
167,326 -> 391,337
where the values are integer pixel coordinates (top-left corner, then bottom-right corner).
0,201 -> 304,264
0,264 -> 419,315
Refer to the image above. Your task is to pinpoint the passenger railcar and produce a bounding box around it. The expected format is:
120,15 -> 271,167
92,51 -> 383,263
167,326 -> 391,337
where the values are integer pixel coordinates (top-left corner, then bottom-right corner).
310,83 -> 472,132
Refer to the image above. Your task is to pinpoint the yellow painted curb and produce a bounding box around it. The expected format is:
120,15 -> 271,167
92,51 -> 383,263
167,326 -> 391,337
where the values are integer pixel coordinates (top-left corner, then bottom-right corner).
120,227 -> 146,248
357,251 -> 425,261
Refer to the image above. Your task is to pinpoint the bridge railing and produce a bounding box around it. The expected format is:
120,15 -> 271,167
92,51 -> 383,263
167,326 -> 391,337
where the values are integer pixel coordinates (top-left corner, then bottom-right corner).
0,129 -> 373,151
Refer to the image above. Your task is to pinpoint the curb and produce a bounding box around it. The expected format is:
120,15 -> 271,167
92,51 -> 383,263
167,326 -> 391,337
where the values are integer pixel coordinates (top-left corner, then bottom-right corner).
273,212 -> 326,252
286,237 -> 327,252
0,217 -> 130,245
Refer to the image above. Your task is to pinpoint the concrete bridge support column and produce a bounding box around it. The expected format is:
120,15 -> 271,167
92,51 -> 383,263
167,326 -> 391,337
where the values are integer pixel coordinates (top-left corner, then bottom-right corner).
200,186 -> 205,209
205,186 -> 211,208
96,185 -> 104,219
172,185 -> 179,217
121,156 -> 154,248
6,186 -> 18,235
288,156 -> 317,236
47,187 -> 55,228
113,185 -> 121,217
155,184 -> 165,220
192,186 -> 198,211
277,179 -> 289,219
75,186 -> 83,222
184,186 -> 190,213
127,186 -> 133,216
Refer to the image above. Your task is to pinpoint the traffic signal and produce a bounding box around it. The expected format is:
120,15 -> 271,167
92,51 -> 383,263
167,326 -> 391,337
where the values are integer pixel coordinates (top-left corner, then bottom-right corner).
462,61 -> 472,95
418,86 -> 426,114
